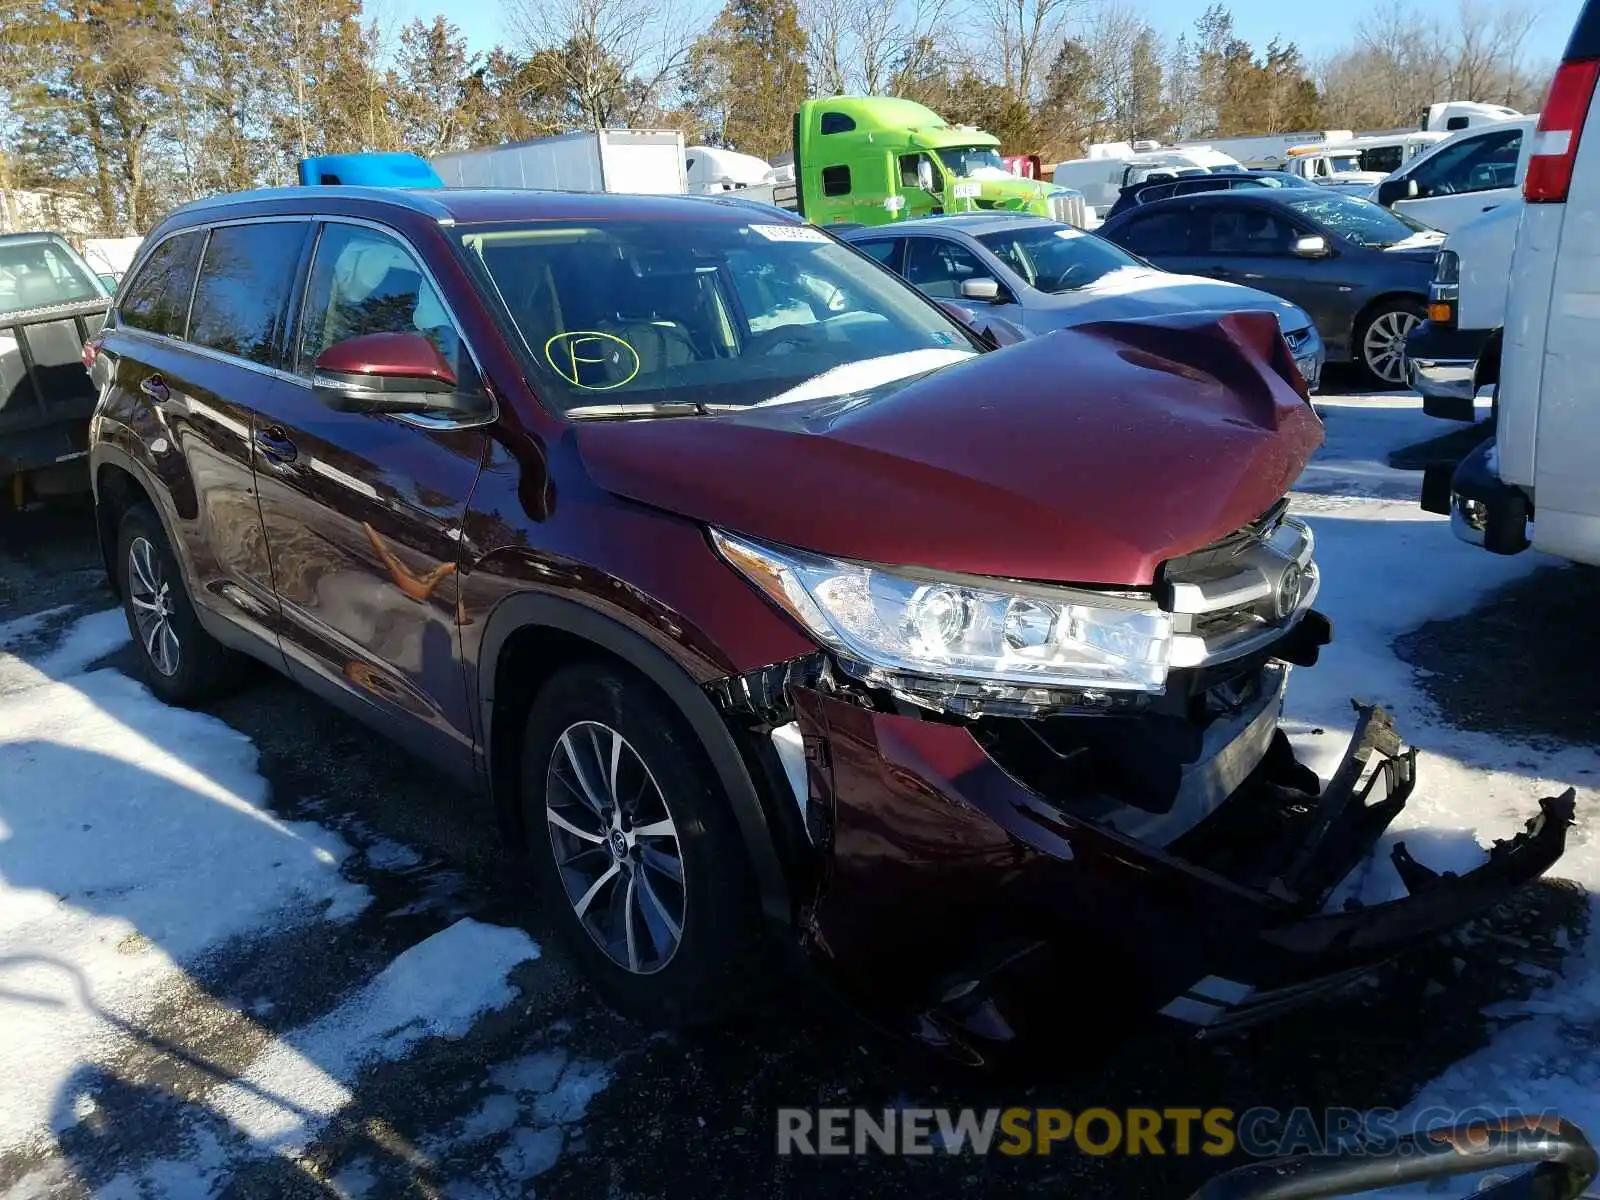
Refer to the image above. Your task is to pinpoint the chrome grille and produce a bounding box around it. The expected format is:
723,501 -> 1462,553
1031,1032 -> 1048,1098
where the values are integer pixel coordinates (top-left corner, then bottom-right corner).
1049,189 -> 1089,227
1283,327 -> 1313,354
1157,512 -> 1319,668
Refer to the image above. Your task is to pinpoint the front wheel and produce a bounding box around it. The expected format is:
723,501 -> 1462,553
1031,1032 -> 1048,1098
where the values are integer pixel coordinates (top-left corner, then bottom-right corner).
1357,299 -> 1426,388
518,663 -> 763,1027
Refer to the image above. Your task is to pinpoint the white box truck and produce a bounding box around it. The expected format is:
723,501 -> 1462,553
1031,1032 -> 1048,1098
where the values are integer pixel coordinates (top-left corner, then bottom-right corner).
430,130 -> 688,195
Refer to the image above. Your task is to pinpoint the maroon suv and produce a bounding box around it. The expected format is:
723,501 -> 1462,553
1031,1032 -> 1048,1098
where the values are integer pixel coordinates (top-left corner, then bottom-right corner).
85,185 -> 1573,1064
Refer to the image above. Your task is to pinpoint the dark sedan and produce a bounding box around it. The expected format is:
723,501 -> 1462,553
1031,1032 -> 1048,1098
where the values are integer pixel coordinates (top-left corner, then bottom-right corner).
1097,190 -> 1441,385
1102,170 -> 1316,222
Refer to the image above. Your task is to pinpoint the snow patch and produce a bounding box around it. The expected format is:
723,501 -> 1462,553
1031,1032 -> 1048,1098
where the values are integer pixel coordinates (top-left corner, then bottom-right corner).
0,607 -> 369,1156
206,919 -> 538,1154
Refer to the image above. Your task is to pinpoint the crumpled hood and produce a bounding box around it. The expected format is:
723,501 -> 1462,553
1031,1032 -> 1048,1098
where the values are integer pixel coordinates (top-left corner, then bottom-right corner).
1040,267 -> 1312,331
576,311 -> 1323,587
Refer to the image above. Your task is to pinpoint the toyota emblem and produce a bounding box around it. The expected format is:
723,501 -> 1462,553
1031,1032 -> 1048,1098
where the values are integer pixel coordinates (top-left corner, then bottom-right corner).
1274,563 -> 1304,620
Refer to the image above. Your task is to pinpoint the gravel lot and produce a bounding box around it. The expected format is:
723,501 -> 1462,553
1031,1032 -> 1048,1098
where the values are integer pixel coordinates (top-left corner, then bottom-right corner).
0,384 -> 1594,1199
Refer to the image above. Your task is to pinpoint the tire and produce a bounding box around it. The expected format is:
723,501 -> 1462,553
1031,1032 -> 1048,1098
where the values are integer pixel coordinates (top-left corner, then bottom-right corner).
519,662 -> 763,1027
115,502 -> 247,705
1356,298 -> 1426,388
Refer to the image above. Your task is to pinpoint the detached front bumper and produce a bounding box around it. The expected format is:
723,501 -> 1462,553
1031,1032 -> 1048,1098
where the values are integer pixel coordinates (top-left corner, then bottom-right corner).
789,680 -> 1574,1065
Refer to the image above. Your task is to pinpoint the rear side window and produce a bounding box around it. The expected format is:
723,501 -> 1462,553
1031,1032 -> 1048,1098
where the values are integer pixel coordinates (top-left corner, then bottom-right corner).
188,222 -> 306,365
1115,209 -> 1194,256
821,165 -> 851,196
854,239 -> 902,269
119,231 -> 204,338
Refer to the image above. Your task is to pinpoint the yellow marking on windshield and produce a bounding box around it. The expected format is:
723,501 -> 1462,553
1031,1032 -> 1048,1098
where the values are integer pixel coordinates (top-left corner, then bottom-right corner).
544,331 -> 640,389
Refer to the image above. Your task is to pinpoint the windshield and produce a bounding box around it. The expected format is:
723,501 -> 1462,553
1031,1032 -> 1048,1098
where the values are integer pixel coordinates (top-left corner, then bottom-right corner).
936,146 -> 1007,177
1326,153 -> 1362,174
1284,193 -> 1430,247
453,218 -> 976,413
0,237 -> 105,317
977,225 -> 1141,293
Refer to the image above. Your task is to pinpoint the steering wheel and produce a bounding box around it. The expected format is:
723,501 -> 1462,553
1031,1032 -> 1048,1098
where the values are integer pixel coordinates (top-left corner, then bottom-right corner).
745,323 -> 829,357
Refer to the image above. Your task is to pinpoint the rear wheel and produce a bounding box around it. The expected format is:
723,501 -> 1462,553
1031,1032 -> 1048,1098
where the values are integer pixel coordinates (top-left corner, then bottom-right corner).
1357,298 -> 1425,388
116,503 -> 246,705
519,663 -> 763,1027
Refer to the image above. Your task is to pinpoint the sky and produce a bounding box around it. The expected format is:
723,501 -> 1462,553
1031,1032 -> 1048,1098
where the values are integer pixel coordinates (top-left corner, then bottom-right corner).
383,0 -> 1587,66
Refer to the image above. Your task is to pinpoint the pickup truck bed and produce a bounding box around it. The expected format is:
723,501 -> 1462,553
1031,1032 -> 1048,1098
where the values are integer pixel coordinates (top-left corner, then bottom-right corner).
0,297 -> 109,480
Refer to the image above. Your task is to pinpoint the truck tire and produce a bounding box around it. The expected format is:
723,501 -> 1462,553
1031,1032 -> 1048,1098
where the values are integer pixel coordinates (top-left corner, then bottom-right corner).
519,662 -> 763,1028
115,503 -> 247,705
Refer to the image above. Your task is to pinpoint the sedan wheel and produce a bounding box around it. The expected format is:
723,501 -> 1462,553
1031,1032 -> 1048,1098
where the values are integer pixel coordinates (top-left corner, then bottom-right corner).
127,535 -> 181,677
545,719 -> 686,975
1361,305 -> 1424,387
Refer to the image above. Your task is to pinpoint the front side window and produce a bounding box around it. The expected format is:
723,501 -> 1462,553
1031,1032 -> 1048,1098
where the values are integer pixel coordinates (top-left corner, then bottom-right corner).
188,221 -> 305,365
903,238 -> 988,298
1408,128 -> 1523,197
0,237 -> 105,317
118,231 -> 204,338
453,217 -> 975,413
1197,207 -> 1299,256
1283,193 -> 1428,248
297,224 -> 462,376
978,225 -> 1141,292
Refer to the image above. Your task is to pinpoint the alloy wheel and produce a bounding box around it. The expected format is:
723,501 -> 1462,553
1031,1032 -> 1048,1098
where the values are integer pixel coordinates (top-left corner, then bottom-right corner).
1363,309 -> 1422,385
127,536 -> 181,678
544,720 -> 686,975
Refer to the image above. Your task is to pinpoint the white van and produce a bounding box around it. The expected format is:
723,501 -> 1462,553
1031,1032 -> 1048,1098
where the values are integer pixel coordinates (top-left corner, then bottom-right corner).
1421,5 -> 1600,562
1286,132 -> 1446,183
1371,118 -> 1533,233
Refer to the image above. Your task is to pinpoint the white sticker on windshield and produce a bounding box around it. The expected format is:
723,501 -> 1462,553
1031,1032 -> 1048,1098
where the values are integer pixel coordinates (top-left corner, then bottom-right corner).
750,223 -> 830,242
1054,228 -> 1085,239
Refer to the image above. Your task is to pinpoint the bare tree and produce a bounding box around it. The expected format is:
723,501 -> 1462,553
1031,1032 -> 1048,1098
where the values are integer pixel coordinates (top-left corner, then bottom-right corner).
508,0 -> 713,129
976,0 -> 1089,101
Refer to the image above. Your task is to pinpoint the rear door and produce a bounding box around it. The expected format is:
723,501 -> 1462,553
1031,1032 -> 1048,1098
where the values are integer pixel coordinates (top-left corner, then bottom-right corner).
98,224 -> 290,654
1392,125 -> 1526,232
1103,205 -> 1199,272
250,219 -> 490,778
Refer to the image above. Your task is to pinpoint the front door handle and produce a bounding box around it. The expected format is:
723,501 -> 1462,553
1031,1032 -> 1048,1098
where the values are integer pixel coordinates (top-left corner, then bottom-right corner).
139,374 -> 169,403
254,427 -> 297,463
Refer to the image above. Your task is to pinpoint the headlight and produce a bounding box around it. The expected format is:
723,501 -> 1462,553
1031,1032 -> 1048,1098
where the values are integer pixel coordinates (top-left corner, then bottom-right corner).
1433,249 -> 1460,285
711,530 -> 1174,702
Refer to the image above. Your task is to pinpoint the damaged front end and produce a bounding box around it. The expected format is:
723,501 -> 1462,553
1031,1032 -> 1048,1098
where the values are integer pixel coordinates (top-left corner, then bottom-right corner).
704,508 -> 1577,1067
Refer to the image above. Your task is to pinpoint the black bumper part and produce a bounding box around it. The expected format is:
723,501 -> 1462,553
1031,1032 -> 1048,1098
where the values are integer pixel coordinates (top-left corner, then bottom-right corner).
1421,436 -> 1531,554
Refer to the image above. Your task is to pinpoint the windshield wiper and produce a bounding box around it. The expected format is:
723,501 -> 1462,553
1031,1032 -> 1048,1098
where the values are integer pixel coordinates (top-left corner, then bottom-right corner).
565,401 -> 710,420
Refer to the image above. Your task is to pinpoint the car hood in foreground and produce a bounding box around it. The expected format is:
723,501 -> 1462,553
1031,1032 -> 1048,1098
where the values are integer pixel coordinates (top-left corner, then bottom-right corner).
576,311 -> 1323,587
1036,267 -> 1313,331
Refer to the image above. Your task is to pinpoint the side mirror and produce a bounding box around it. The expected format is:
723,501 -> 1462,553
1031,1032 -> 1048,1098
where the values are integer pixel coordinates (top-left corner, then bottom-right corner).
959,276 -> 1003,302
1292,234 -> 1331,258
1189,1117 -> 1597,1200
312,331 -> 480,416
916,158 -> 935,192
936,300 -> 1029,349
1377,177 -> 1420,207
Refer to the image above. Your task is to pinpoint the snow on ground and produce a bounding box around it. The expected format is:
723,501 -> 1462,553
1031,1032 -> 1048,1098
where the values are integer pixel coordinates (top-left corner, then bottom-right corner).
0,608 -> 559,1193
1289,396 -> 1600,1148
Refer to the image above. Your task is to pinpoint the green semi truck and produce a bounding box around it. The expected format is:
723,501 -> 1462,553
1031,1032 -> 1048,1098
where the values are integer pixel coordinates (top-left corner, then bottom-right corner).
761,97 -> 1088,228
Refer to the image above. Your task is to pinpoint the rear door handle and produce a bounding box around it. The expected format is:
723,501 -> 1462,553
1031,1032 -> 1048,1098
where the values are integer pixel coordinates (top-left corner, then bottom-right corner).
254,427 -> 297,464
139,374 -> 169,402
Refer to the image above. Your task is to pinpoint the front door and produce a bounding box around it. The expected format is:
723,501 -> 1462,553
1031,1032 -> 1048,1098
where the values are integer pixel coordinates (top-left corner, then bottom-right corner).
250,220 -> 491,778
903,236 -> 1028,327
1392,126 -> 1525,233
1189,203 -> 1354,345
